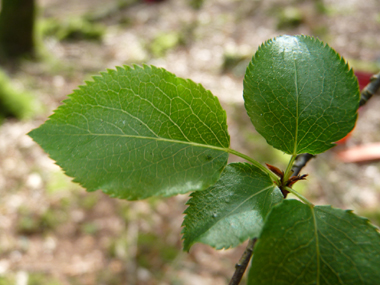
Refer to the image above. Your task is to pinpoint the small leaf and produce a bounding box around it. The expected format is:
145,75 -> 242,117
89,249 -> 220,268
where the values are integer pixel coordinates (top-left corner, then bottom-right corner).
29,65 -> 230,200
182,163 -> 282,251
244,35 -> 360,155
248,200 -> 380,285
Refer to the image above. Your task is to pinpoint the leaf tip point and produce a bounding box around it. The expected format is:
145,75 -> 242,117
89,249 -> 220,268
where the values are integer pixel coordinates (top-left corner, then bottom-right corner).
115,65 -> 124,72
182,244 -> 191,253
91,75 -> 103,83
134,63 -> 144,70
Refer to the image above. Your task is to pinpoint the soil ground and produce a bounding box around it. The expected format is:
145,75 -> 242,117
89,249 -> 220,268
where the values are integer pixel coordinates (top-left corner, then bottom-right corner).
0,0 -> 380,284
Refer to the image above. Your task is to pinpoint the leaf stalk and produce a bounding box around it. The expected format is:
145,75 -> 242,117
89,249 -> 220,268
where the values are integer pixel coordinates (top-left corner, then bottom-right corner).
284,186 -> 313,206
227,148 -> 280,183
283,154 -> 297,183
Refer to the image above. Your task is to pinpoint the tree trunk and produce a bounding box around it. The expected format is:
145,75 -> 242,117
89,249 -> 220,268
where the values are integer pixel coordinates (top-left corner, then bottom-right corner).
0,0 -> 36,60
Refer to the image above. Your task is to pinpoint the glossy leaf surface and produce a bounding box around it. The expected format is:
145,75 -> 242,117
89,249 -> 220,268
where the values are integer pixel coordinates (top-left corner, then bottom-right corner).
248,200 -> 380,285
244,35 -> 360,155
29,65 -> 230,200
182,163 -> 282,251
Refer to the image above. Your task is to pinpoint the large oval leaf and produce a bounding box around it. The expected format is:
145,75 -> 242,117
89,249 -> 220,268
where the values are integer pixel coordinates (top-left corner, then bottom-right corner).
244,35 -> 360,155
182,163 -> 282,251
248,200 -> 380,285
29,65 -> 230,200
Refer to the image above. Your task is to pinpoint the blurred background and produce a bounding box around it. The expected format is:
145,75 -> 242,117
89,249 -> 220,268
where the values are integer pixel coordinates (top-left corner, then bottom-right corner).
0,0 -> 379,284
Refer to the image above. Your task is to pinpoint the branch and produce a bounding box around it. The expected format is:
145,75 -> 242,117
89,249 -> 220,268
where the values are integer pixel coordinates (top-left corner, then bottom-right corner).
359,72 -> 380,107
229,238 -> 257,285
291,153 -> 315,177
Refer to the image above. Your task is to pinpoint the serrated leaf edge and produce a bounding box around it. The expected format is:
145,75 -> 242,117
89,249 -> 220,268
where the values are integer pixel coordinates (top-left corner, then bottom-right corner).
181,162 -> 280,251
243,35 -> 360,155
28,64 -> 233,200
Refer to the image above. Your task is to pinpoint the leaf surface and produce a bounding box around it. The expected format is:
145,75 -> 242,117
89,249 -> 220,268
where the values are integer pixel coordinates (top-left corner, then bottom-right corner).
182,163 -> 282,251
244,35 -> 360,155
29,65 -> 230,200
248,199 -> 380,285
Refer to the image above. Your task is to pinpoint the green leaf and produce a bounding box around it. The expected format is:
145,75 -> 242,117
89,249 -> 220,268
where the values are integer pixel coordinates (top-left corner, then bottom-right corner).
29,65 -> 230,200
248,200 -> 380,285
244,35 -> 360,155
182,163 -> 282,251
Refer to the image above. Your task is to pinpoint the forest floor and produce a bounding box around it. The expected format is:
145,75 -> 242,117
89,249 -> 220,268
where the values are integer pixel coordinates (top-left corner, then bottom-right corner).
0,0 -> 380,284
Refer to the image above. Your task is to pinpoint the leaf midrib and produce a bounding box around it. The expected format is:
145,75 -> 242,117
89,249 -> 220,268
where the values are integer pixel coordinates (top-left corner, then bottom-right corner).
59,132 -> 229,151
311,206 -> 320,285
200,185 -> 276,240
293,48 -> 300,155
47,131 -> 277,181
